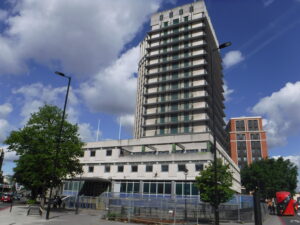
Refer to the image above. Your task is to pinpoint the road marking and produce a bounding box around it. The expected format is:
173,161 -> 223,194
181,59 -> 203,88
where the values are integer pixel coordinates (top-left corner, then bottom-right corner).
290,220 -> 300,223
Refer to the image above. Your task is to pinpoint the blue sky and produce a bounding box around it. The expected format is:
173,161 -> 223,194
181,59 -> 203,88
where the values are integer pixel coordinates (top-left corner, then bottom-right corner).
0,0 -> 300,183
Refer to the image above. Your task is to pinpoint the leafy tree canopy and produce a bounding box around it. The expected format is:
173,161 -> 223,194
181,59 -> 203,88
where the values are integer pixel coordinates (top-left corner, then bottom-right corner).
241,157 -> 298,199
195,158 -> 235,207
5,105 -> 84,198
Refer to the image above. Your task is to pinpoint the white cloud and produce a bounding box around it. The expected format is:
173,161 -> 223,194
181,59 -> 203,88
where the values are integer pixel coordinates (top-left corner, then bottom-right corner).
0,119 -> 12,143
2,145 -> 18,162
262,0 -> 275,7
252,81 -> 300,148
78,123 -> 99,142
0,0 -> 161,77
116,114 -> 135,137
80,46 -> 139,115
272,155 -> 300,191
0,9 -> 8,21
0,103 -> 13,118
12,82 -> 97,142
223,50 -> 244,69
223,82 -> 234,102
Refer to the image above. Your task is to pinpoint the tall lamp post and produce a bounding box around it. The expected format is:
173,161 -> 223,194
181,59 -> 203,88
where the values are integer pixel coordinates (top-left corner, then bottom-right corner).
46,71 -> 71,220
184,167 -> 188,223
209,42 -> 231,225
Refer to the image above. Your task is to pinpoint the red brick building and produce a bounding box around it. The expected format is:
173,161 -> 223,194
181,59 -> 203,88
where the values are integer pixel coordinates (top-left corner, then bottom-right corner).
226,117 -> 268,168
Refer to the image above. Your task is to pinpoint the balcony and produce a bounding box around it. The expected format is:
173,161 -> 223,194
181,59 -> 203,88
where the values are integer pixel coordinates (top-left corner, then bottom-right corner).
148,17 -> 205,34
145,72 -> 208,87
146,60 -> 208,77
146,51 -> 207,69
144,84 -> 208,96
143,92 -> 208,106
142,117 -> 209,128
146,42 -> 207,59
148,26 -> 205,43
142,105 -> 208,117
146,34 -> 206,51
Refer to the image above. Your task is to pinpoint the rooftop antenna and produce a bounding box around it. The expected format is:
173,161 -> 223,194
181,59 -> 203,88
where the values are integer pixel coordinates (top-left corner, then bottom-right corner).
118,117 -> 122,140
96,119 -> 100,142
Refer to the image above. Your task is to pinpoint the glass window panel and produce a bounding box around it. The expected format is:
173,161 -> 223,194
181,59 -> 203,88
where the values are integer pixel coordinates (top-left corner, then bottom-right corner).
134,183 -> 140,193
150,183 -> 156,194
161,165 -> 169,172
120,183 -> 126,193
158,183 -> 164,194
184,183 -> 190,195
192,184 -> 198,195
143,183 -> 150,194
165,183 -> 171,194
176,183 -> 182,195
127,183 -> 133,193
73,181 -> 79,191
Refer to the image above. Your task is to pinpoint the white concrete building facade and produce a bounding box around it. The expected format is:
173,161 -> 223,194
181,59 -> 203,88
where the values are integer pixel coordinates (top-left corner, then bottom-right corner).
68,1 -> 241,197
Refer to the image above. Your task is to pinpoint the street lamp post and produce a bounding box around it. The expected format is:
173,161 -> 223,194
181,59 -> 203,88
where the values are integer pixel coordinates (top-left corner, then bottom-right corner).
46,71 -> 71,220
184,168 -> 188,223
209,42 -> 231,225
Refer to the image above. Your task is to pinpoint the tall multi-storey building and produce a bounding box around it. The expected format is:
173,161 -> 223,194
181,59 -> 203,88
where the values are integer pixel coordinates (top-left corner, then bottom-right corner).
227,117 -> 268,168
134,1 -> 227,148
67,1 -> 241,197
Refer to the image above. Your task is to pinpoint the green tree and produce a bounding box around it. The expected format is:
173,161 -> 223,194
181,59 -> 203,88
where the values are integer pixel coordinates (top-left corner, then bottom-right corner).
5,105 -> 84,199
241,157 -> 298,199
195,158 -> 235,207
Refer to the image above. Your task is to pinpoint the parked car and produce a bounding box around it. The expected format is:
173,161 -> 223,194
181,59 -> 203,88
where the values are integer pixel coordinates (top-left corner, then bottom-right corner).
1,194 -> 12,203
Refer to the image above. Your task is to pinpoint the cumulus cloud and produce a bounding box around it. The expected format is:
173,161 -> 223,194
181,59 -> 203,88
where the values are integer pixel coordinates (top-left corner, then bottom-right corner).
0,0 -> 161,77
80,46 -> 139,115
223,82 -> 234,102
272,155 -> 300,191
0,103 -> 13,118
262,0 -> 275,7
0,9 -> 8,21
11,82 -> 96,141
223,50 -> 244,69
2,146 -> 18,162
252,82 -> 300,148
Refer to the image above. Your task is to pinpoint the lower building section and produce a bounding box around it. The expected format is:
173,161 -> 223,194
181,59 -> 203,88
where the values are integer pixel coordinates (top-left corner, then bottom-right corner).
78,133 -> 241,195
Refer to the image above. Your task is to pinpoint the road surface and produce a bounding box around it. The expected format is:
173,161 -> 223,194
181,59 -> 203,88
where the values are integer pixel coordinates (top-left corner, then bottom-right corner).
279,212 -> 300,225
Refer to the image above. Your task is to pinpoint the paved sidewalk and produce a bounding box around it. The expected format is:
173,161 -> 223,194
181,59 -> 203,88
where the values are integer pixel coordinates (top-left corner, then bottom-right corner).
0,205 -> 283,225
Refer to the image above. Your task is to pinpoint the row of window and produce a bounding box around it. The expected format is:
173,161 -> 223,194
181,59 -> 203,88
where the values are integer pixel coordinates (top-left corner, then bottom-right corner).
88,164 -> 204,173
235,120 -> 259,131
159,6 -> 194,21
236,133 -> 260,140
119,181 -> 198,196
237,141 -> 261,151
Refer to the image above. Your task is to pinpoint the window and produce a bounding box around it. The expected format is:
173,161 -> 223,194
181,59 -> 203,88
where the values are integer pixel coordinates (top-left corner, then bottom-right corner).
184,16 -> 189,22
169,11 -> 173,18
161,164 -> 169,172
146,165 -> 153,172
189,6 -> 194,12
90,150 -> 96,157
88,166 -> 94,173
184,125 -> 189,133
160,127 -> 165,135
235,120 -> 245,131
132,165 -> 138,172
251,133 -> 260,140
163,21 -> 168,27
118,165 -> 124,172
106,149 -> 112,156
178,164 -> 186,172
105,165 -> 110,173
173,18 -> 179,24
237,141 -> 246,150
159,14 -> 163,21
171,126 -> 178,134
179,9 -> 183,15
195,164 -> 204,171
248,120 -> 259,131
236,134 -> 245,140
